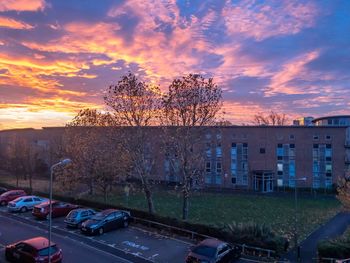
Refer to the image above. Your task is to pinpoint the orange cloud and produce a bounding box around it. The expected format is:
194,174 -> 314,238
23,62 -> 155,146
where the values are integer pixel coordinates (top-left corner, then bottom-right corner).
0,99 -> 101,129
0,54 -> 90,96
0,0 -> 46,12
0,16 -> 34,29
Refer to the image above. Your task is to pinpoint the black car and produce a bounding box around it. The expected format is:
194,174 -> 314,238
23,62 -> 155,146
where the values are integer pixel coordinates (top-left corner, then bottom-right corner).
81,209 -> 131,235
64,208 -> 96,228
186,238 -> 241,263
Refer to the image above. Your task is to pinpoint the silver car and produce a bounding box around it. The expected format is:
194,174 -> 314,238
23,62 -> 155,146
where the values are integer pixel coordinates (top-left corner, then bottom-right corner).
7,195 -> 48,212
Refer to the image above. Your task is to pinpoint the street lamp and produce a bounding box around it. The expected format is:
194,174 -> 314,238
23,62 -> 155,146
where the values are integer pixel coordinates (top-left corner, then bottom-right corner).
289,177 -> 307,262
48,159 -> 71,263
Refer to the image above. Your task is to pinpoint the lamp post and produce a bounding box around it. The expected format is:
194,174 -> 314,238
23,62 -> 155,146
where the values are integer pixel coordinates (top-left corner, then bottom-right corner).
290,177 -> 307,262
49,159 -> 71,263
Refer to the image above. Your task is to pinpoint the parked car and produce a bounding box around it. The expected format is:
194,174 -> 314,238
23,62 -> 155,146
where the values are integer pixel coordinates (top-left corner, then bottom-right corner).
5,236 -> 62,263
32,200 -> 79,219
0,186 -> 8,194
64,208 -> 96,228
0,190 -> 26,206
8,195 -> 48,212
81,209 -> 131,235
186,238 -> 241,263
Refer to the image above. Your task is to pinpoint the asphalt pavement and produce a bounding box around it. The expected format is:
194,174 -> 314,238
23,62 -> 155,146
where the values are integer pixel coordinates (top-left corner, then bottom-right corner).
0,206 -> 191,263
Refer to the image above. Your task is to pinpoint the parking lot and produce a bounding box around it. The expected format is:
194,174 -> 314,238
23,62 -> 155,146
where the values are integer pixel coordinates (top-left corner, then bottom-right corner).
0,203 -> 192,262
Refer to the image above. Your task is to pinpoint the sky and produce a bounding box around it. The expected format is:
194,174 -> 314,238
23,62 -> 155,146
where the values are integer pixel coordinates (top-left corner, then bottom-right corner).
0,0 -> 350,129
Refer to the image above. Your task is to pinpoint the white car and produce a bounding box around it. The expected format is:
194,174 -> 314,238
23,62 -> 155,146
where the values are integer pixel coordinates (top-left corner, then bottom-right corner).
7,195 -> 48,212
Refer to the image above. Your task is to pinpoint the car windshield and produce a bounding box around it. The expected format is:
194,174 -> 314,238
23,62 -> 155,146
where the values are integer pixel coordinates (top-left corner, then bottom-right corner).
67,211 -> 78,218
14,198 -> 23,203
192,245 -> 217,258
38,246 -> 58,256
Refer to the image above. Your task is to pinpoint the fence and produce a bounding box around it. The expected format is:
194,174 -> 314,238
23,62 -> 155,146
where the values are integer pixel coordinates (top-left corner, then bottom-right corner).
315,258 -> 350,263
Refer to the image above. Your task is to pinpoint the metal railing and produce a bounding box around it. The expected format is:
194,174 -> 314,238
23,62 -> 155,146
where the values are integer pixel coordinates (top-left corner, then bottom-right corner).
314,257 -> 350,263
132,217 -> 277,259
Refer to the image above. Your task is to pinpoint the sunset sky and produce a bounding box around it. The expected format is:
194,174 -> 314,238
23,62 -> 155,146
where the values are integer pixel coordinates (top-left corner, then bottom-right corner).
0,0 -> 350,129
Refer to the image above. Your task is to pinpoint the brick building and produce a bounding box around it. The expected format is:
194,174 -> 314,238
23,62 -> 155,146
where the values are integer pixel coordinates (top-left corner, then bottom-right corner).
1,116 -> 350,192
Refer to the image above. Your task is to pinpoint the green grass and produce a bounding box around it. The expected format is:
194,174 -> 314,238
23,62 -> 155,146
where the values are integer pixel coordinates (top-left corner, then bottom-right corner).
87,188 -> 340,242
0,175 -> 341,242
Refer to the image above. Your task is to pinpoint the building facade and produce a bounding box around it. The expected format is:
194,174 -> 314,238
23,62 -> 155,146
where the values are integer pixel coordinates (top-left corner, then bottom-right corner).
0,124 -> 349,192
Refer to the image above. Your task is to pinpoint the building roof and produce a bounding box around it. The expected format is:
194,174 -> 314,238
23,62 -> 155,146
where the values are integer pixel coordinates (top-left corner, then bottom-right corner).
312,115 -> 350,123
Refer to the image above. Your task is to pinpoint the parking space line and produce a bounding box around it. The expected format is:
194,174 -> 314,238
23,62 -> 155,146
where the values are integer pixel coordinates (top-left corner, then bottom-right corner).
130,226 -> 194,246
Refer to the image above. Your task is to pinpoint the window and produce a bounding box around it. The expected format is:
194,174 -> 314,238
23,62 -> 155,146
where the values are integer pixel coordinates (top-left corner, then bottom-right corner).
313,144 -> 319,149
216,162 -> 222,173
24,198 -> 32,202
216,133 -> 222,140
277,147 -> 283,157
232,177 -> 236,184
326,135 -> 331,140
289,160 -> 295,176
216,146 -> 222,157
289,134 -> 295,140
313,135 -> 319,140
206,162 -> 211,173
81,211 -> 88,217
260,148 -> 266,154
205,133 -> 211,140
326,164 -> 332,173
277,163 -> 283,171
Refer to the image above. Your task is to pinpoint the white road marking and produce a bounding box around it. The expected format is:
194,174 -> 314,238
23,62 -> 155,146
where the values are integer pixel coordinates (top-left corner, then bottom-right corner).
130,225 -> 194,246
122,241 -> 149,251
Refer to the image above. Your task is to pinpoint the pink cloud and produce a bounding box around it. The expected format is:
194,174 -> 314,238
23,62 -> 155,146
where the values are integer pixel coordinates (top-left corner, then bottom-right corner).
0,16 -> 34,30
0,0 -> 46,12
223,0 -> 318,41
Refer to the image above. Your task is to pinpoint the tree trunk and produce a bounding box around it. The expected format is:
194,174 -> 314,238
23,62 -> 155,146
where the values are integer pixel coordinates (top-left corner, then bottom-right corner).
29,174 -> 33,193
182,190 -> 189,220
103,189 -> 107,204
144,184 -> 155,214
16,174 -> 19,187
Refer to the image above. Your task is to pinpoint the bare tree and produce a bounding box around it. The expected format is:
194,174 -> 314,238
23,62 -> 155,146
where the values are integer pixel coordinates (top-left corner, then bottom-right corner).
161,74 -> 222,220
6,134 -> 29,187
64,109 -> 120,196
253,111 -> 288,126
104,72 -> 160,214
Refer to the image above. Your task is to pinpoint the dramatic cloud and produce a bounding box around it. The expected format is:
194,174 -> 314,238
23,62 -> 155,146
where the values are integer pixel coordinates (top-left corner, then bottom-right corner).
0,0 -> 349,129
0,0 -> 46,12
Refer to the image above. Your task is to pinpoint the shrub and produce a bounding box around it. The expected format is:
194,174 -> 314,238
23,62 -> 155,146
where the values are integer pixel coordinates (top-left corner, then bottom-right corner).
318,227 -> 350,258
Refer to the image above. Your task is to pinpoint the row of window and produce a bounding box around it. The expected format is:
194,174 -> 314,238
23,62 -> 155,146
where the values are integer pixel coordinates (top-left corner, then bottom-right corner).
205,133 -> 333,141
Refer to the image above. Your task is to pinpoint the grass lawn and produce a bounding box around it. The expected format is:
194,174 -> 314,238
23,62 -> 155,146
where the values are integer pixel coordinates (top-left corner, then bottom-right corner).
0,175 -> 341,242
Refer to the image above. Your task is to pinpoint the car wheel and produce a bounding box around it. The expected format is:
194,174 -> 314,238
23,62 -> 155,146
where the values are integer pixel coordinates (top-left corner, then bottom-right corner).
98,227 -> 104,235
0,200 -> 6,206
123,220 -> 129,228
20,206 -> 27,213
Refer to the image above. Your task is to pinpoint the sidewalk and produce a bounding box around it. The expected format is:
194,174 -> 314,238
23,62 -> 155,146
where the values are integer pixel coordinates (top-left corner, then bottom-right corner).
284,212 -> 350,262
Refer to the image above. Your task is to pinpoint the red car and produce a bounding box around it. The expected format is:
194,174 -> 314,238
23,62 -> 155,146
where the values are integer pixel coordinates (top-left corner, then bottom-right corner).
32,200 -> 79,219
0,190 -> 26,206
5,236 -> 62,263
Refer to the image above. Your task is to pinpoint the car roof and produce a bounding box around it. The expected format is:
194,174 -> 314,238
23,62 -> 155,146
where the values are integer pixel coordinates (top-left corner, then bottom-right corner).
199,238 -> 226,248
99,209 -> 118,215
35,200 -> 58,207
22,237 -> 56,250
71,208 -> 93,213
